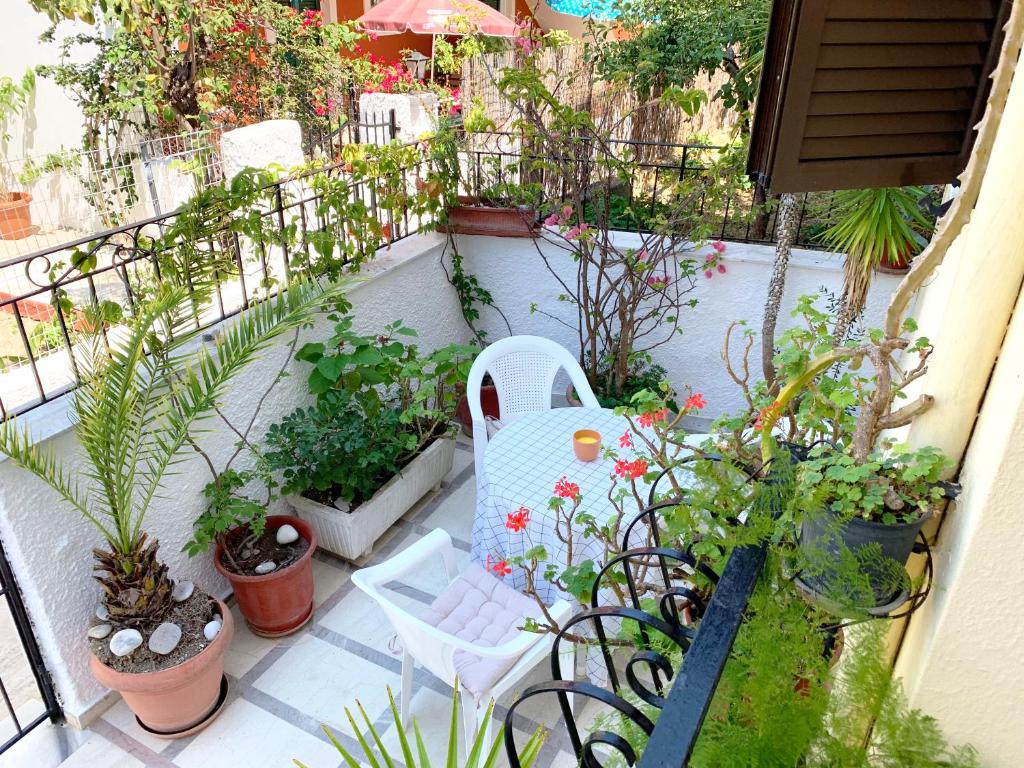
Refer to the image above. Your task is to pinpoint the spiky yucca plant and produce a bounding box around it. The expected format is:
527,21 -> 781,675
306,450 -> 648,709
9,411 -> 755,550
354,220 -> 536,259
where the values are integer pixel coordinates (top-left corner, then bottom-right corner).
294,683 -> 545,768
0,280 -> 344,629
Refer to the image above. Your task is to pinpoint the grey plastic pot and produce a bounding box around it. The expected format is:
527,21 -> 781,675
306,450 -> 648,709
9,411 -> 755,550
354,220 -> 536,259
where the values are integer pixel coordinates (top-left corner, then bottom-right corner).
799,507 -> 930,607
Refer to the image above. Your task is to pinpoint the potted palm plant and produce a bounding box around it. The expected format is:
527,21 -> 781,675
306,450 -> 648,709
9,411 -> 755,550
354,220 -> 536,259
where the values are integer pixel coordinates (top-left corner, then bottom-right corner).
0,280 -> 336,737
820,186 -> 933,341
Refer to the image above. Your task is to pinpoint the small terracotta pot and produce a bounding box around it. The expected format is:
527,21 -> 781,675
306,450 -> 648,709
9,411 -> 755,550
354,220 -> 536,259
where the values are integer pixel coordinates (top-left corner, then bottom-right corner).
0,192 -> 33,240
456,384 -> 500,437
214,515 -> 316,638
90,598 -> 233,738
573,429 -> 602,461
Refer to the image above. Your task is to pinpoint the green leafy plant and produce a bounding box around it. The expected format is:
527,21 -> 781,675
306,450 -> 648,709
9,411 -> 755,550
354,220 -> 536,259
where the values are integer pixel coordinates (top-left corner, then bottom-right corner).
0,68 -> 36,143
265,316 -> 476,507
0,279 -> 340,627
294,683 -> 545,768
184,466 -> 274,568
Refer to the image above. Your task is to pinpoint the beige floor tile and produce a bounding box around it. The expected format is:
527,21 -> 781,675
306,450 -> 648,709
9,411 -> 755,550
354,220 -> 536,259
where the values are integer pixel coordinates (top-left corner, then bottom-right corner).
56,733 -> 143,768
222,603 -> 278,680
311,557 -> 350,609
253,634 -> 400,738
173,698 -> 340,768
100,698 -> 173,755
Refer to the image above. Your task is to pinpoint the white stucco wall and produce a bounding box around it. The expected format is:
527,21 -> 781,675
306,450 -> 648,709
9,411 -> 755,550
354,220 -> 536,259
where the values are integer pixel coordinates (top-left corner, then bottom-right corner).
0,1 -> 89,158
458,233 -> 904,421
0,233 -> 465,722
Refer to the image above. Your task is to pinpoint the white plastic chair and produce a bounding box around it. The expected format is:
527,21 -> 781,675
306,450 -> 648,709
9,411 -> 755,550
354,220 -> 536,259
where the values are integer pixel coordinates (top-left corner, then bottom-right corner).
351,529 -> 574,747
467,335 -> 600,483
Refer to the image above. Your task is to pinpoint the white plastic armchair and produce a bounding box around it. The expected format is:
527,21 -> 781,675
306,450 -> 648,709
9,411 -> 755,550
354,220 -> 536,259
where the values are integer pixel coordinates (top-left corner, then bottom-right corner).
351,529 -> 574,747
467,335 -> 600,483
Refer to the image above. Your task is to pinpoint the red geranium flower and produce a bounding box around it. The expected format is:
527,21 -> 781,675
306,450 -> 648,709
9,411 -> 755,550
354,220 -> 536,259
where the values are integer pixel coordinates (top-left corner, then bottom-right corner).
491,559 -> 512,577
685,393 -> 706,411
506,507 -> 530,532
614,459 -> 649,480
619,430 -> 633,449
637,412 -> 653,428
554,476 -> 580,499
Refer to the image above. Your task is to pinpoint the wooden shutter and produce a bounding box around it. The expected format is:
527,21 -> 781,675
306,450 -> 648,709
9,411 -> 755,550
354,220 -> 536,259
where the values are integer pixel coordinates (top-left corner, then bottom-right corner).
747,0 -> 1012,193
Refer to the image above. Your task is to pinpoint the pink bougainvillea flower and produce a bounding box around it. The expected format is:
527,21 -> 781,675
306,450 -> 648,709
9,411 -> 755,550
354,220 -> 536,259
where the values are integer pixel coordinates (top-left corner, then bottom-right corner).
646,273 -> 670,289
711,240 -> 726,253
554,476 -> 580,499
506,507 -> 530,532
367,31 -> 379,41
635,249 -> 648,262
704,269 -> 714,279
718,263 -> 726,274
543,212 -> 560,227
685,393 -> 706,411
619,430 -> 633,448
562,204 -> 572,219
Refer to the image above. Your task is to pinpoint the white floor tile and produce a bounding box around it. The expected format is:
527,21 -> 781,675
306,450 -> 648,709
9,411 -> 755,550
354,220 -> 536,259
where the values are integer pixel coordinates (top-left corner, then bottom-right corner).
253,634 -> 399,738
57,733 -> 143,768
222,604 -> 278,680
173,698 -> 339,768
100,698 -> 173,754
421,477 -> 475,540
312,557 -> 350,609
320,580 -> 419,651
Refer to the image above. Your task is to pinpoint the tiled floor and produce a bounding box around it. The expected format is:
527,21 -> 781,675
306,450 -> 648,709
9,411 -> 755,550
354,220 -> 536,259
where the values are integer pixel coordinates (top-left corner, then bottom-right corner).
5,439 -> 585,768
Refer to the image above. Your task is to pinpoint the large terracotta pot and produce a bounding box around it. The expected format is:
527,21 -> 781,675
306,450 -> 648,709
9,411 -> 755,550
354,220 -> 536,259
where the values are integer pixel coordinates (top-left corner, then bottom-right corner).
0,192 -> 33,240
214,515 -> 316,637
90,597 -> 233,738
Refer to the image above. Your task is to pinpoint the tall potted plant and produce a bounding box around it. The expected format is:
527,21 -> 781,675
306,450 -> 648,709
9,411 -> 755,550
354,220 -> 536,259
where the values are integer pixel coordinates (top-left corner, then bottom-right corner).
0,280 -> 336,736
820,186 -> 933,341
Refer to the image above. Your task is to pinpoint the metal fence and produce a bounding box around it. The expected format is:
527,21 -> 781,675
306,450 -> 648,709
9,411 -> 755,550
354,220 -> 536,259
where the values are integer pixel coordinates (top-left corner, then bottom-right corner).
457,132 -> 846,248
0,132 -> 425,423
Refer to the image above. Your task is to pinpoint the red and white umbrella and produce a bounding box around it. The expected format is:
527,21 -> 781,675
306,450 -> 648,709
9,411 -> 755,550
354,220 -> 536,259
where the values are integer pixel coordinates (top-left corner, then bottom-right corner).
357,0 -> 517,37
357,0 -> 516,79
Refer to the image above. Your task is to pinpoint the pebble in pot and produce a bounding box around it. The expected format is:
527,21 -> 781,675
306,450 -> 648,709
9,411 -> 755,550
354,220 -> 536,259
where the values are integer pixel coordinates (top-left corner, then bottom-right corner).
148,622 -> 182,655
109,628 -> 143,657
171,580 -> 194,602
254,561 -> 277,575
95,604 -> 109,621
204,619 -> 222,642
276,524 -> 299,545
88,623 -> 112,640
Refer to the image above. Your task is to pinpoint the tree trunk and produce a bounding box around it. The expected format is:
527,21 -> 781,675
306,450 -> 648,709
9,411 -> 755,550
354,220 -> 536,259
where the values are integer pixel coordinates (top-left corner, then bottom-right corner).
761,193 -> 800,391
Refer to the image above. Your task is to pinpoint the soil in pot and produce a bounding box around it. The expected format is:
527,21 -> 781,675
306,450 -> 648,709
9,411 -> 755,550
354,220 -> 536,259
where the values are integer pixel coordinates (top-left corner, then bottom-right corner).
218,525 -> 310,576
88,590 -> 218,674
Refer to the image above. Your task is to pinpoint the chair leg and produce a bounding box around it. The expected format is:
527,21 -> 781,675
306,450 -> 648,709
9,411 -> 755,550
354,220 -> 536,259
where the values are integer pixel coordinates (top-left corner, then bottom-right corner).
401,650 -> 414,726
460,688 -> 479,754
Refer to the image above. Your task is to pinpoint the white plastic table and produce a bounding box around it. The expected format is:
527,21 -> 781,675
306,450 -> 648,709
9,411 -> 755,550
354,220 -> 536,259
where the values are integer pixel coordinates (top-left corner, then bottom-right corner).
471,407 -> 652,605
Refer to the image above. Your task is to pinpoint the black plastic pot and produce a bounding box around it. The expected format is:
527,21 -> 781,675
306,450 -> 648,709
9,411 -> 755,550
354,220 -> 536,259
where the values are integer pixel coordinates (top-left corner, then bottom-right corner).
799,507 -> 930,607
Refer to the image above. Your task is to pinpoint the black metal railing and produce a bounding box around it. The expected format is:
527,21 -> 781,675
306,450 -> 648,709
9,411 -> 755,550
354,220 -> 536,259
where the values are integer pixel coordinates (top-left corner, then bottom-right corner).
0,537 -> 62,752
503,465 -> 769,768
0,135 -> 428,423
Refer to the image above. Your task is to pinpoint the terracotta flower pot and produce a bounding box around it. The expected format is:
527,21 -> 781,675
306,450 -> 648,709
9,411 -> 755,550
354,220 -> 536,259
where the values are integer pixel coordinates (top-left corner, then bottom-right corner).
0,192 -> 33,240
214,515 -> 316,638
440,197 -> 537,237
456,384 -> 500,437
90,598 -> 234,738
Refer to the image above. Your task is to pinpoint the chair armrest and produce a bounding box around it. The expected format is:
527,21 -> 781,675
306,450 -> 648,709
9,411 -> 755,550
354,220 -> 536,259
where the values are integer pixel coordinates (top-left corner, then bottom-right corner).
351,528 -> 454,591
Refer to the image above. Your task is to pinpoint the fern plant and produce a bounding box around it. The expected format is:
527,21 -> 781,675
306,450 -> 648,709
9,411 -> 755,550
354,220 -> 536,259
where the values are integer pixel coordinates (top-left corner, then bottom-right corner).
294,683 -> 545,768
0,280 -> 343,627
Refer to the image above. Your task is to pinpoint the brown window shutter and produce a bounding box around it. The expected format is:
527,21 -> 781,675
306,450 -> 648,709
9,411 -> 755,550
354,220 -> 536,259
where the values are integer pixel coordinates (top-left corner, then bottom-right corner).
747,0 -> 1012,194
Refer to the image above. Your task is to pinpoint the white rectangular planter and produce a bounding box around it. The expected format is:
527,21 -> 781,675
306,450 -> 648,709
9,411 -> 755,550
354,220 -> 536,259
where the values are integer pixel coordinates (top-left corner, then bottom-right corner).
286,437 -> 456,560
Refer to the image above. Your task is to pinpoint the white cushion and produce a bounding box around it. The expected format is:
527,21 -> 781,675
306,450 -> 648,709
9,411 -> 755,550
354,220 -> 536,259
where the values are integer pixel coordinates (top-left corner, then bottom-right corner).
420,563 -> 541,698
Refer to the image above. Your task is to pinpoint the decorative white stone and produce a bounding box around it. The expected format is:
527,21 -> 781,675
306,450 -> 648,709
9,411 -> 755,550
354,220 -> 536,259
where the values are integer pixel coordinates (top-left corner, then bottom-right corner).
275,524 -> 299,545
148,622 -> 182,655
88,623 -> 112,640
109,629 -> 143,657
203,620 -> 222,642
254,561 -> 277,575
171,580 -> 194,602
95,604 -> 109,621
220,119 -> 304,181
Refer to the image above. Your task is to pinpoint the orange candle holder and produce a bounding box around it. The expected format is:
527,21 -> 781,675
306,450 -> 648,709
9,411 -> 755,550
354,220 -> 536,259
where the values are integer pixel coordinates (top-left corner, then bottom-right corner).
573,429 -> 602,462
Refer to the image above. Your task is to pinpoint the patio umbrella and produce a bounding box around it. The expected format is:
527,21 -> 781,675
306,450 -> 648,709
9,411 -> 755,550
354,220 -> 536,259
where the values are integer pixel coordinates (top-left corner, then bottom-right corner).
356,0 -> 516,79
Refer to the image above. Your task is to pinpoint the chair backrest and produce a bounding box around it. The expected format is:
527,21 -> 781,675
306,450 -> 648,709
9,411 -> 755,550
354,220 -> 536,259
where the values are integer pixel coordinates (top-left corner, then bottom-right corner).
466,336 -> 600,485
